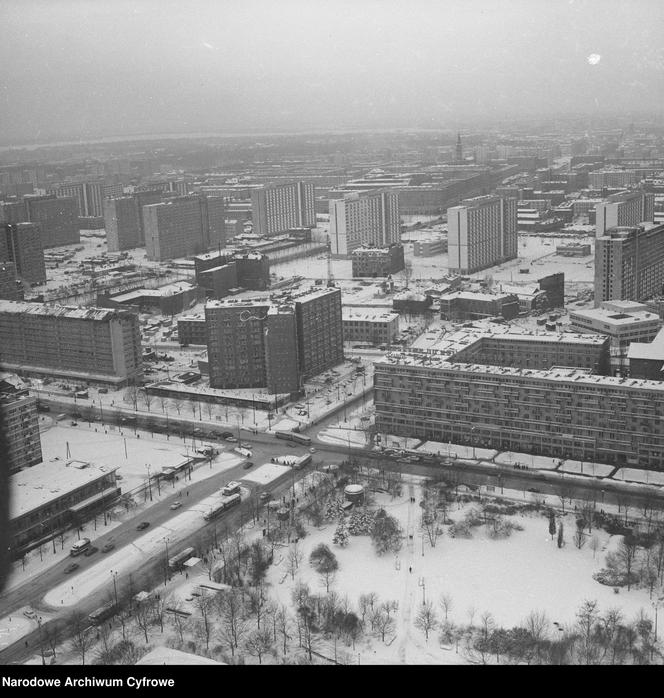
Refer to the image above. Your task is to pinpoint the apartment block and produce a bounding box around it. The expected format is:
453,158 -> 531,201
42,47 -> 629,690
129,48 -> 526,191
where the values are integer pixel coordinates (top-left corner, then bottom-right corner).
372,327 -> 664,468
104,196 -> 141,251
329,190 -> 400,256
22,195 -> 79,248
0,301 -> 143,385
265,306 -> 300,394
595,191 -> 655,235
447,195 -> 517,274
143,197 -> 208,261
439,291 -> 520,321
351,244 -> 405,277
177,315 -> 208,346
594,223 -> 664,306
0,380 -> 42,474
4,222 -> 46,284
251,181 -> 316,237
0,262 -> 22,300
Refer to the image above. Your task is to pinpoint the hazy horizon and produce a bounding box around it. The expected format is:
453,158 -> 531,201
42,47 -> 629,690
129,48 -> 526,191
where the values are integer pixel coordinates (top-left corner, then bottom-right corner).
1,0 -> 662,146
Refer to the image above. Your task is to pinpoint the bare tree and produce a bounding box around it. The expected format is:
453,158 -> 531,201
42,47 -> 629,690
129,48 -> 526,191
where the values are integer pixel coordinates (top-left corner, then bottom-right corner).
287,542 -> 303,581
479,610 -> 494,640
589,535 -> 601,560
133,599 -> 153,644
574,528 -> 587,550
524,610 -> 549,663
193,593 -> 214,650
69,611 -> 96,665
558,484 -> 576,513
372,608 -> 395,642
139,389 -> 153,412
414,601 -> 438,642
43,623 -> 60,660
216,589 -> 249,658
123,385 -> 139,410
439,593 -> 453,622
245,627 -> 273,664
576,599 -> 600,665
158,396 -> 168,413
616,537 -> 638,591
173,398 -> 184,415
166,597 -> 190,644
275,606 -> 293,656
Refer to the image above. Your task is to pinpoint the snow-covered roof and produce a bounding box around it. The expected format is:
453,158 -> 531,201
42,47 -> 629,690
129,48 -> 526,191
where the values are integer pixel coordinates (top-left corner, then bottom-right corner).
135,647 -> 223,665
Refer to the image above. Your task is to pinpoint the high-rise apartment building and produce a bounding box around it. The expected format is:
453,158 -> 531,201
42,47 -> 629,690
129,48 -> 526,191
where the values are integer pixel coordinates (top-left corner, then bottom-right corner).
0,262 -> 22,300
0,380 -> 42,474
205,301 -> 270,389
594,223 -> 664,306
23,195 -> 79,248
251,181 -> 316,237
0,301 -> 143,385
595,191 -> 655,235
143,196 -> 209,261
329,190 -> 400,256
293,286 -> 344,379
4,222 -> 46,284
205,287 -> 343,392
104,196 -> 141,251
447,195 -> 517,274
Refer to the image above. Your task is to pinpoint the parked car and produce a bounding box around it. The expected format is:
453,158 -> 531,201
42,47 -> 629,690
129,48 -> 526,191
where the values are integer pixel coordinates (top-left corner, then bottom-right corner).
83,546 -> 99,557
64,563 -> 79,574
243,461 -> 254,470
23,609 -> 37,619
136,521 -> 150,531
169,501 -> 182,510
101,543 -> 115,553
70,421 -> 78,426
225,436 -> 237,443
259,492 -> 272,503
98,388 -> 108,394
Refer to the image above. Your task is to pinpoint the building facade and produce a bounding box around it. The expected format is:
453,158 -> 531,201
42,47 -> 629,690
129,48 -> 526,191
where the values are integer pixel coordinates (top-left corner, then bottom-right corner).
595,191 -> 655,236
351,244 -> 405,277
251,181 -> 316,237
143,196 -> 209,261
447,195 -> 518,274
1,381 -> 42,474
594,224 -> 664,306
104,196 -> 141,251
329,190 -> 400,256
342,309 -> 400,345
23,195 -> 79,248
0,301 -> 143,385
439,291 -> 520,321
4,223 -> 46,285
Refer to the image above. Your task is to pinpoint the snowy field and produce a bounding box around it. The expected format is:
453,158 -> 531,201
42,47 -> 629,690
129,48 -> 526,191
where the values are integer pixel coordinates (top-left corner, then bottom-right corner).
318,427 -> 369,448
418,441 -> 498,461
264,488 -> 654,664
0,613 -> 36,650
560,460 -> 615,478
613,468 -> 664,486
241,463 -> 291,485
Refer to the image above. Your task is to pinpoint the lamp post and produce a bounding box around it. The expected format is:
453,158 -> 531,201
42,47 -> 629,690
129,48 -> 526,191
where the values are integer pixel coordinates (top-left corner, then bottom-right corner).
164,537 -> 170,584
110,569 -> 119,607
470,426 -> 477,459
37,617 -> 45,665
145,464 -> 153,501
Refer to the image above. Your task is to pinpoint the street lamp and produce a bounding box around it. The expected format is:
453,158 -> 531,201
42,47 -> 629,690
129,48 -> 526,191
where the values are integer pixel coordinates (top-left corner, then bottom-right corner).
145,464 -> 153,501
110,569 -> 119,607
37,617 -> 45,665
164,537 -> 170,584
470,426 -> 477,459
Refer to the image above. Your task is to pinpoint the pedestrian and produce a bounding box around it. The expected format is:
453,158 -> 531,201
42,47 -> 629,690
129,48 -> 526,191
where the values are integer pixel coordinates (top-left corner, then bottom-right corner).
409,566 -> 412,573
187,490 -> 189,496
185,572 -> 189,580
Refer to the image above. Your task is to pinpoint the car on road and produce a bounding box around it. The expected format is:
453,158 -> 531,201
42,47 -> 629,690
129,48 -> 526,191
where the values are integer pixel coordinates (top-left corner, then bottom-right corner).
309,447 -> 316,453
64,563 -> 79,574
225,436 -> 237,443
136,521 -> 150,530
70,421 -> 78,426
23,609 -> 37,620
83,546 -> 98,557
170,501 -> 182,510
527,487 -> 541,494
259,492 -> 272,503
243,461 -> 254,470
101,543 -> 115,553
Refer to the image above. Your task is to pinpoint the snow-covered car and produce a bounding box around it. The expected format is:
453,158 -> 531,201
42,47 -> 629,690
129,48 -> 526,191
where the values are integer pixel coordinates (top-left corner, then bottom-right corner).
170,501 -> 182,510
101,543 -> 115,553
23,609 -> 37,619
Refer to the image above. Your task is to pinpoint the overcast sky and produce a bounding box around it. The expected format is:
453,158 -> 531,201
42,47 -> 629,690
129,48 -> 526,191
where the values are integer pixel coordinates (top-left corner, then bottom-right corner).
1,0 -> 662,144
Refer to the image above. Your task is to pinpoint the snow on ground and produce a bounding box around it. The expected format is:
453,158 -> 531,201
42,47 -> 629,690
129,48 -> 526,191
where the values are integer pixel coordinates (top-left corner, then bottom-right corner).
613,468 -> 664,486
42,489 -> 240,608
560,460 -> 615,478
318,427 -> 368,448
271,417 -> 300,432
241,463 -> 291,485
0,613 -> 35,650
265,488 -> 654,664
418,441 -> 498,461
494,451 -> 560,470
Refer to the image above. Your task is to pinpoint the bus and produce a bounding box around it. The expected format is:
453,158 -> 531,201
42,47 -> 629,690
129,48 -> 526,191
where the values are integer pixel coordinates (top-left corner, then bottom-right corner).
222,481 -> 241,496
275,431 -> 312,446
203,493 -> 241,521
168,546 -> 195,570
88,601 -> 117,625
70,538 -> 91,557
292,454 -> 312,470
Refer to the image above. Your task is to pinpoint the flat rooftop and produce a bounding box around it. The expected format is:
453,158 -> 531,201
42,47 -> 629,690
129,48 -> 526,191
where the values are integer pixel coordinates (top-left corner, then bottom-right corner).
0,300 -> 127,321
112,282 -> 197,302
570,306 -> 661,327
11,460 -> 117,520
343,309 -> 400,323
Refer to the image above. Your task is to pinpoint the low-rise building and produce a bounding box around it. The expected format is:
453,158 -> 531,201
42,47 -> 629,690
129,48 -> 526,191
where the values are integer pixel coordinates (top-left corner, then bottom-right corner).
570,300 -> 662,375
10,460 -> 120,553
556,243 -> 592,257
109,282 -> 204,316
343,309 -> 400,345
413,237 -> 447,256
177,315 -> 207,346
351,244 -> 405,277
439,290 -> 520,321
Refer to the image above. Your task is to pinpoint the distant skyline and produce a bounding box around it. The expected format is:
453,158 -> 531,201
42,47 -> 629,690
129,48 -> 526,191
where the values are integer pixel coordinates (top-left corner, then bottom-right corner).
1,0 -> 663,146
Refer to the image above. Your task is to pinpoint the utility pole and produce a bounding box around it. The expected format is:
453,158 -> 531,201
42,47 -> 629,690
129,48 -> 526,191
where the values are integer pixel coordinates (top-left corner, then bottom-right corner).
418,577 -> 426,605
